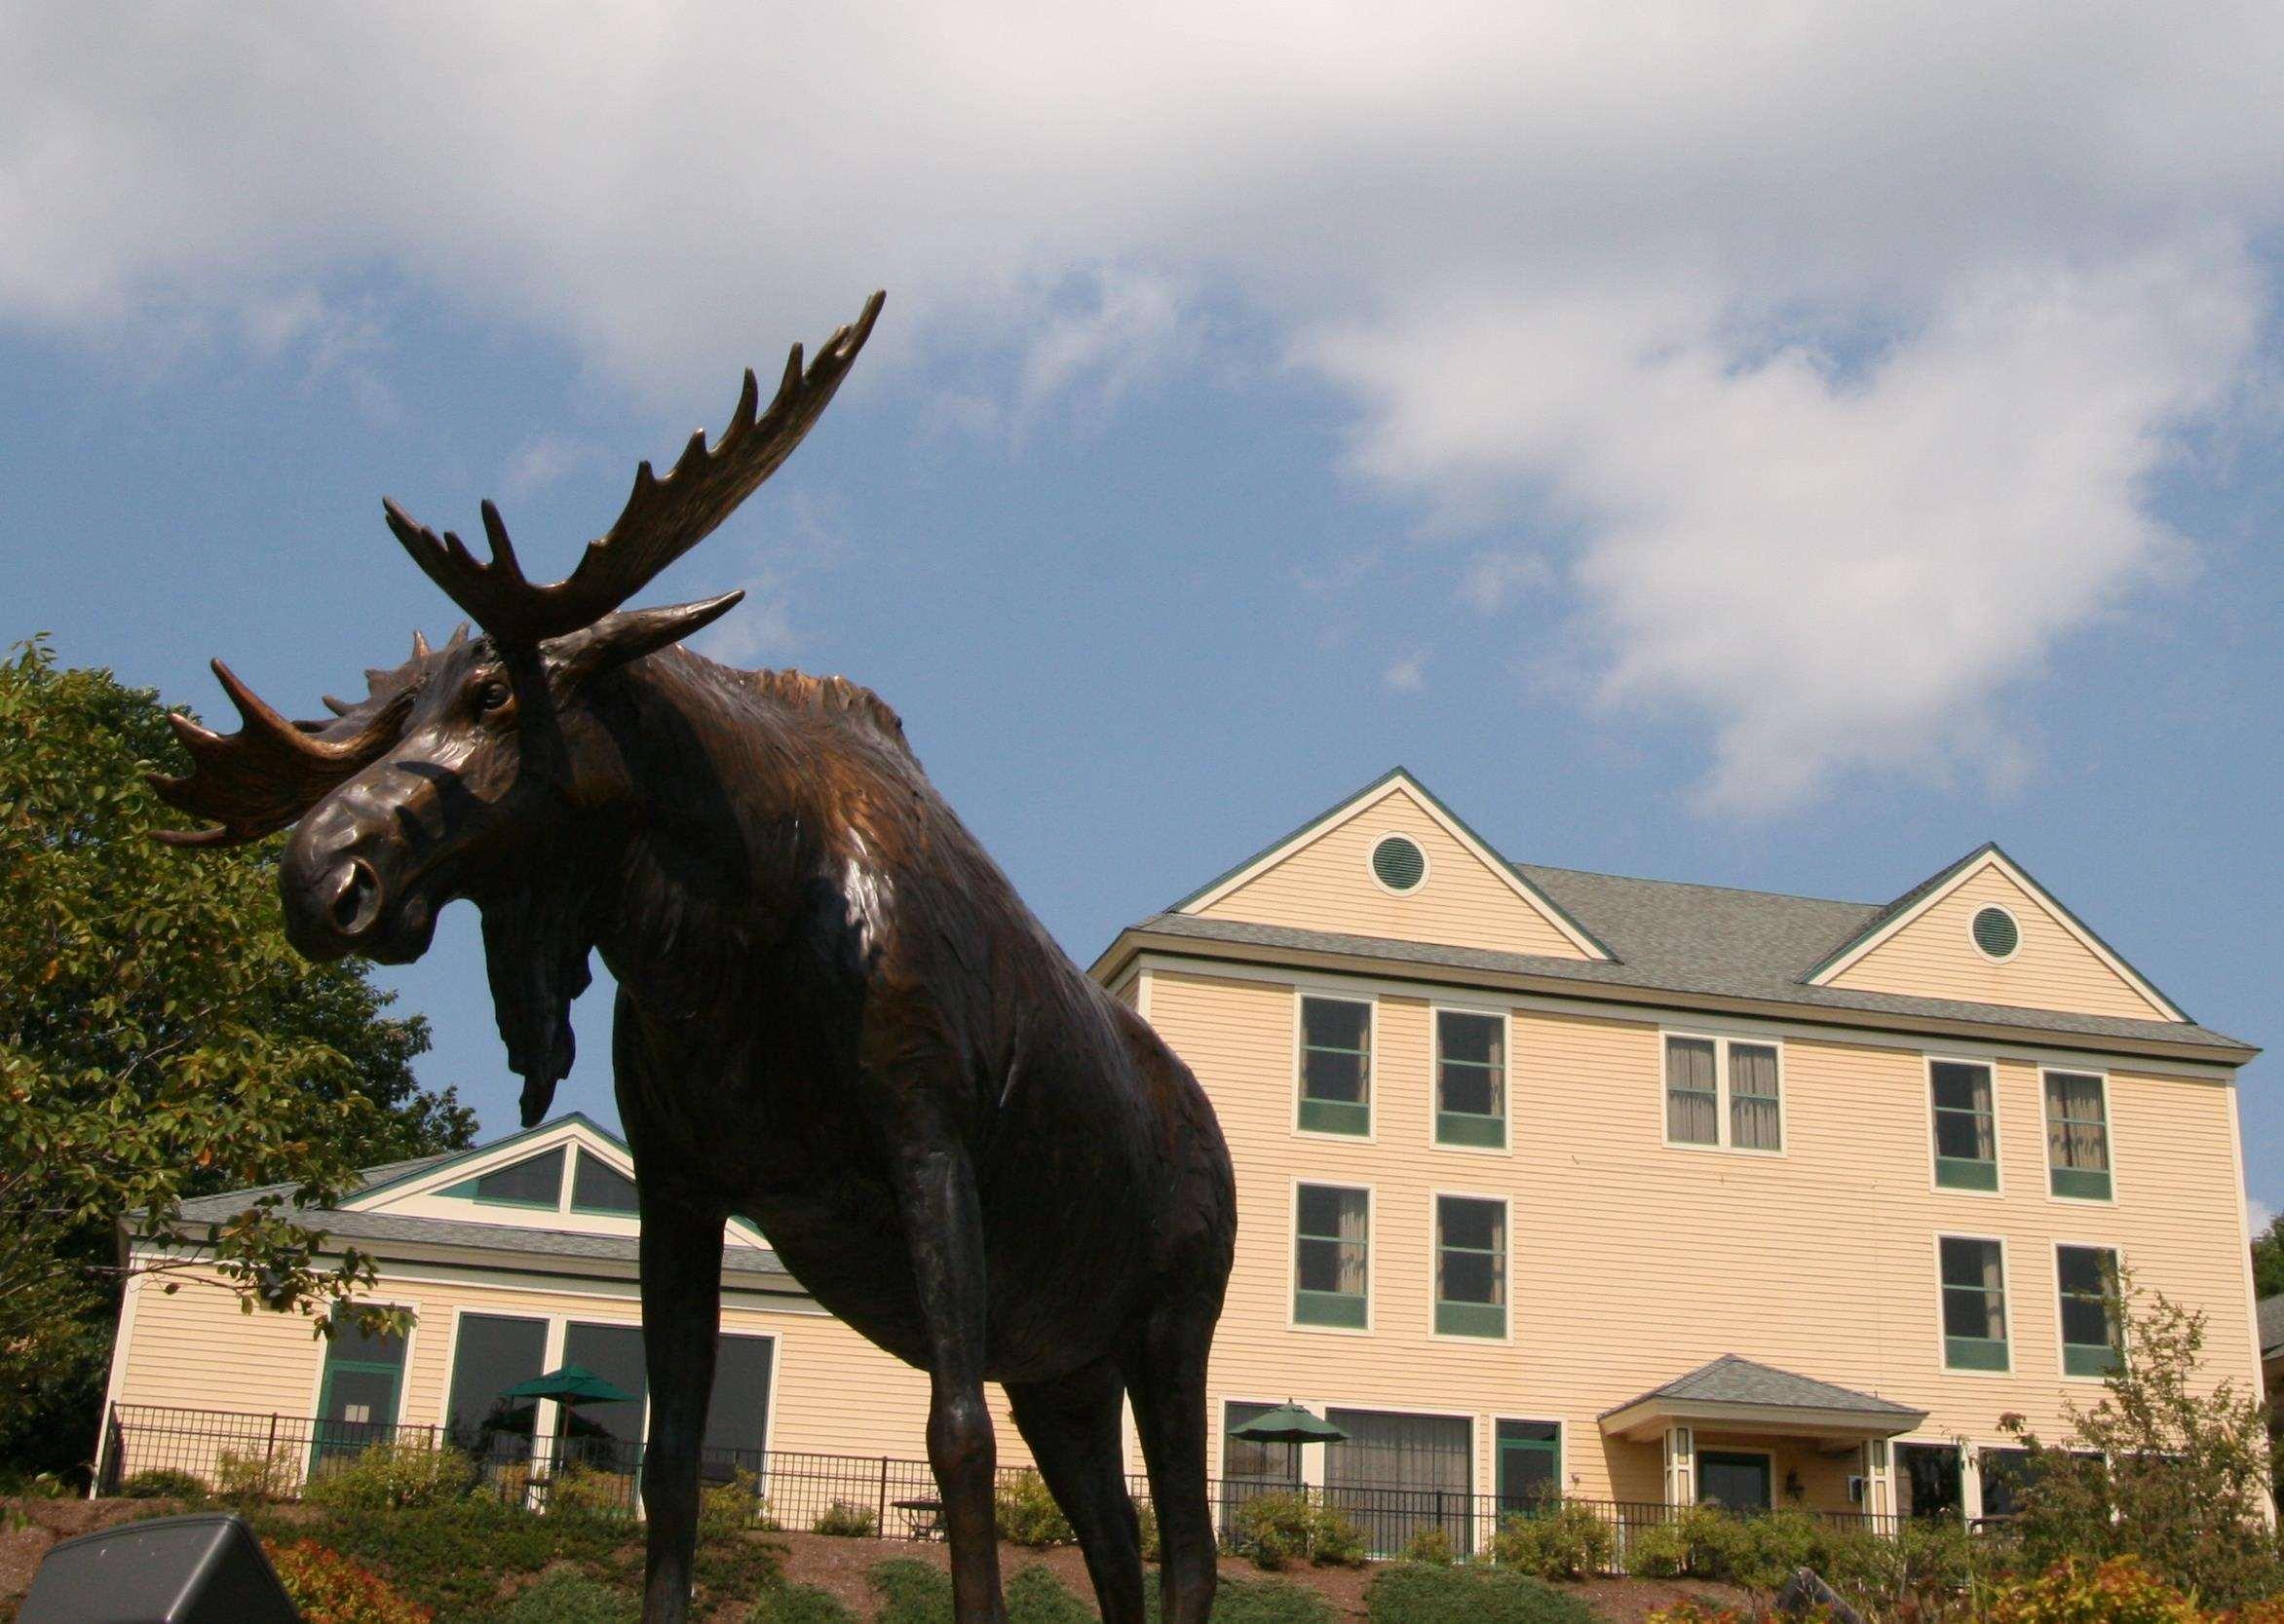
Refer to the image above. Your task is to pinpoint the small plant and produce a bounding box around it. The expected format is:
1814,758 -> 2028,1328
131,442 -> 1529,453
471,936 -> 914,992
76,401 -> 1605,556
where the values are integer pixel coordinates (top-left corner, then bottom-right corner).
1147,1570 -> 1337,1624
1624,1518 -> 1690,1579
546,1461 -> 637,1520
119,1467 -> 207,1501
304,1441 -> 477,1512
813,1497 -> 879,1537
869,1558 -> 952,1624
212,1444 -> 296,1506
1403,1525 -> 1457,1566
1308,1505 -> 1368,1567
1368,1563 -> 1600,1624
499,1567 -> 638,1624
996,1467 -> 1076,1546
751,1585 -> 858,1624
1987,1556 -> 2201,1624
1006,1564 -> 1094,1624
267,1540 -> 434,1624
1136,1496 -> 1161,1562
1490,1501 -> 1613,1579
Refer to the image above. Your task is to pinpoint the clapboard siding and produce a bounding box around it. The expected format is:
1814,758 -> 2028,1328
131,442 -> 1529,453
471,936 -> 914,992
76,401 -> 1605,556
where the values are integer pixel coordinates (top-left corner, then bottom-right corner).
1197,786 -> 1591,960
1145,963 -> 2255,1509
1831,864 -> 2172,1021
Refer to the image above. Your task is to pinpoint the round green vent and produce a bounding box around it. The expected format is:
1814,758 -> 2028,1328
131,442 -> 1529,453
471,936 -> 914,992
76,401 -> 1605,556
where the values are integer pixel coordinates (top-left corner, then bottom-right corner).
1972,906 -> 2019,960
1371,834 -> 1427,892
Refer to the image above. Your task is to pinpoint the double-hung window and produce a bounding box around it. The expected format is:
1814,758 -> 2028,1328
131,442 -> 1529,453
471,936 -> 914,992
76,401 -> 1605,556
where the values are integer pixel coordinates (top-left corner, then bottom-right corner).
1930,1061 -> 1998,1190
1297,996 -> 1371,1136
2044,1072 -> 2113,1201
1433,1195 -> 1507,1338
1435,1010 -> 1506,1149
1939,1236 -> 2010,1371
2056,1245 -> 2123,1377
1294,1184 -> 1370,1328
1663,1035 -> 1782,1152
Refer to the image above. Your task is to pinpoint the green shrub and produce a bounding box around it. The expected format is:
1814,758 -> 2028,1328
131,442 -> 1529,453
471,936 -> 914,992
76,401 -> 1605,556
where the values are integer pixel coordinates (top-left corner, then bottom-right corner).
119,1468 -> 206,1500
1403,1525 -> 1457,1566
1146,1570 -> 1335,1624
698,1467 -> 779,1539
1819,1516 -> 1980,1620
1624,1518 -> 1690,1578
1720,1509 -> 1824,1594
694,1527 -> 788,1605
267,1541 -> 434,1624
814,1498 -> 879,1537
996,1469 -> 1076,1547
304,1442 -> 478,1513
1368,1564 -> 1599,1624
275,1493 -> 633,1619
500,1568 -> 637,1624
750,1584 -> 858,1624
545,1462 -> 637,1520
211,1445 -> 295,1506
1007,1565 -> 1094,1624
1136,1497 -> 1161,1562
1490,1502 -> 1614,1579
869,1558 -> 952,1624
1232,1491 -> 1367,1570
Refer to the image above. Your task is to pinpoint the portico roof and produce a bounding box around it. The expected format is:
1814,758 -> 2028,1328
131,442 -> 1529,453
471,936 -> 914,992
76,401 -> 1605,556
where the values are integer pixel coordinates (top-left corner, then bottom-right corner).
1599,1354 -> 1926,1443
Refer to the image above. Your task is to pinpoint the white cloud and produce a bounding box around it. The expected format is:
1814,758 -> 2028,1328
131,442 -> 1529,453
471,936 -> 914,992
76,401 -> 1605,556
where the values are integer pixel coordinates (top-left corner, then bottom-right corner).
694,492 -> 853,668
2252,1196 -> 2275,1237
5,3 -> 2280,809
1384,652 -> 1428,694
501,433 -> 594,498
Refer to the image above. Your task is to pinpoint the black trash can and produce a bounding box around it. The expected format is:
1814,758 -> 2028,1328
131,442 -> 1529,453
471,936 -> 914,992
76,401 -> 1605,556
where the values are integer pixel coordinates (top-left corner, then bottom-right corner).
19,1512 -> 300,1624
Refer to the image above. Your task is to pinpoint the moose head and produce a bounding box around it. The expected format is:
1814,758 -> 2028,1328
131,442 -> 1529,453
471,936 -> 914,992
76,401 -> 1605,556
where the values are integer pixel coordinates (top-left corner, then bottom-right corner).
153,292 -> 885,1123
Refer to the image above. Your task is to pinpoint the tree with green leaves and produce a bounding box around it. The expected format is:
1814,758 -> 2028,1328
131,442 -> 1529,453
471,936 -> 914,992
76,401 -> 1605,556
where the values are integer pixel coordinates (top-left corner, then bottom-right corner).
2250,1211 -> 2284,1301
1996,1268 -> 2280,1608
0,638 -> 476,1481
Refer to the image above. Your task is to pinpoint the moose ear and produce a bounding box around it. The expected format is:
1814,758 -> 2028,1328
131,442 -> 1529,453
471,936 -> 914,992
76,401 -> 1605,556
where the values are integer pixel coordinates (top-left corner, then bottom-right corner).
548,591 -> 744,683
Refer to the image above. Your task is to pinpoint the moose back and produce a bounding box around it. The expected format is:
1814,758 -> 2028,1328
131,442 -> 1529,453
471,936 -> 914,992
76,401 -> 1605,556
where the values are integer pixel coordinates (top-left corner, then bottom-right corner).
154,293 -> 1237,1624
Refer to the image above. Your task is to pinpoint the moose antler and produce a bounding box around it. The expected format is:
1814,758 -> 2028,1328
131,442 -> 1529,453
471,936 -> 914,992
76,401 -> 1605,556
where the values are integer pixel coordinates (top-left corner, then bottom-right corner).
149,657 -> 419,848
382,290 -> 885,648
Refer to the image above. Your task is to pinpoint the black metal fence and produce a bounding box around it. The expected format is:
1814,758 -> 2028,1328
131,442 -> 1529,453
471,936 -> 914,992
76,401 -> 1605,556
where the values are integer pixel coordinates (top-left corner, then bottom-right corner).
96,1403 -> 1905,1567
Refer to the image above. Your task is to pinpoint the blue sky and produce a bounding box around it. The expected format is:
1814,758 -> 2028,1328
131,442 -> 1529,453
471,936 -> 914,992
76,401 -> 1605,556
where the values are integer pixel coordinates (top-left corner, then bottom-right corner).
2,6 -> 2278,1212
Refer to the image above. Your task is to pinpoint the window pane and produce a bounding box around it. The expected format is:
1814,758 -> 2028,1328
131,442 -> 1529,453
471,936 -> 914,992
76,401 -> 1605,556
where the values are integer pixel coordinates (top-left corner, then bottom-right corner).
1439,1251 -> 1499,1305
2058,1245 -> 2121,1361
1325,1409 -> 1472,1555
1438,1196 -> 1502,1253
560,1321 -> 648,1472
1303,1050 -> 1365,1104
474,1148 -> 566,1207
1940,1238 -> 2006,1342
2057,1244 -> 2111,1297
1730,1044 -> 1781,1151
1300,999 -> 1370,1112
571,1152 -> 640,1214
1437,1011 -> 1505,1123
445,1314 -> 548,1456
1295,1187 -> 1367,1301
1297,1185 -> 1347,1237
1931,1062 -> 1993,1117
1665,1037 -> 1718,1145
1439,1010 -> 1500,1068
326,1314 -> 407,1370
1980,1448 -> 2035,1518
703,1335 -> 775,1461
1297,1235 -> 1350,1294
1934,1110 -> 1992,1161
1897,1443 -> 1962,1521
2045,1073 -> 2110,1174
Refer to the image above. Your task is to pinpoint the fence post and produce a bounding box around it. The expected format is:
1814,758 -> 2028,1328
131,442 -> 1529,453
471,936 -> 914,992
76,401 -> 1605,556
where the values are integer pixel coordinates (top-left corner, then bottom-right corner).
878,1455 -> 890,1537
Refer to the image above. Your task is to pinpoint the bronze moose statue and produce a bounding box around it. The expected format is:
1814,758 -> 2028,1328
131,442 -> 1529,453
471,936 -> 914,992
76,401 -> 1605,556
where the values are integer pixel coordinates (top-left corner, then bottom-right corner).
153,292 -> 1237,1624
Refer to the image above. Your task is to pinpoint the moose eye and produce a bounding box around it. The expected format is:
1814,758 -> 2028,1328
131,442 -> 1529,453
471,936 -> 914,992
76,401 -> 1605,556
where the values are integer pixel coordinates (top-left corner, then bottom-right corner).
475,680 -> 513,713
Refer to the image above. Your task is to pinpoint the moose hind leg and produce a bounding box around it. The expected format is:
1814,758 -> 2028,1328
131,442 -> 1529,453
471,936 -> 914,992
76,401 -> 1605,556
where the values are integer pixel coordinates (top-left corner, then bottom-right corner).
1006,1360 -> 1145,1624
896,1145 -> 1007,1623
1123,1302 -> 1221,1624
635,1189 -> 726,1624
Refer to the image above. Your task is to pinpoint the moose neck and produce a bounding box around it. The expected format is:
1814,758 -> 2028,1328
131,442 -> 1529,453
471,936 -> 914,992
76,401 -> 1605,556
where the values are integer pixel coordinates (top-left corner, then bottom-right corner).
582,649 -> 880,1028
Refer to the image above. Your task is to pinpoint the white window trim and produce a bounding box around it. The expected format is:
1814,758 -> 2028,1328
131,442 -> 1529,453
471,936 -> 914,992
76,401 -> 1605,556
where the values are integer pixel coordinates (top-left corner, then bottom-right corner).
1293,988 -> 1377,1143
1967,902 -> 2023,963
2051,1238 -> 2128,1384
1660,1030 -> 1787,1155
1428,1001 -> 1512,1155
1288,1177 -> 1375,1337
1428,1188 -> 1512,1344
1366,830 -> 1432,897
2039,1065 -> 2120,1205
1933,1231 -> 2014,1378
1492,1416 -> 1570,1504
437,1304 -> 551,1446
1923,1053 -> 2006,1198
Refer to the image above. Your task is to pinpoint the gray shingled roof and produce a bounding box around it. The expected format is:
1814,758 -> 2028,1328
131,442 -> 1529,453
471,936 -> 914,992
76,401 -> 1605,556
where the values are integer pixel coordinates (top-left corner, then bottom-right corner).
1119,910 -> 2252,1056
164,1158 -> 792,1288
2258,1295 -> 2284,1360
1602,1354 -> 1924,1420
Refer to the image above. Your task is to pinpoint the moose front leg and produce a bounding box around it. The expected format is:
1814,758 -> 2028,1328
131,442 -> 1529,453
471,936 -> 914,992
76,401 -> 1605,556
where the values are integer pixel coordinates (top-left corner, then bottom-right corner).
896,1144 -> 1007,1624
636,1187 -> 726,1624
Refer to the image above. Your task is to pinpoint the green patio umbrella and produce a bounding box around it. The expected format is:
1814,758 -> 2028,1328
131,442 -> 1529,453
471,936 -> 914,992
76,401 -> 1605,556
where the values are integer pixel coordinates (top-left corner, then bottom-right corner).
1232,1403 -> 1347,1445
501,1364 -> 635,1407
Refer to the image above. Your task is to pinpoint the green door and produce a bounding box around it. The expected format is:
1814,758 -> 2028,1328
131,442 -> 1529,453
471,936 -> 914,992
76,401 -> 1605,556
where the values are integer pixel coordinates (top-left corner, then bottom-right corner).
1496,1420 -> 1560,1515
1697,1451 -> 1771,1511
311,1316 -> 408,1473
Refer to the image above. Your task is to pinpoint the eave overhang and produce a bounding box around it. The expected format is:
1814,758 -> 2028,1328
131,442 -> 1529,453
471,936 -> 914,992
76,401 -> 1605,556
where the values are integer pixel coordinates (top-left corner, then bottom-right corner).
1598,1396 -> 1928,1445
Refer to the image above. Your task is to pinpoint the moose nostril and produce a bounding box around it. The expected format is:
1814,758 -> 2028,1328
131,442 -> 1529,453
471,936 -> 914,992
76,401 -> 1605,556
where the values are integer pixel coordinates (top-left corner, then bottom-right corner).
328,858 -> 383,937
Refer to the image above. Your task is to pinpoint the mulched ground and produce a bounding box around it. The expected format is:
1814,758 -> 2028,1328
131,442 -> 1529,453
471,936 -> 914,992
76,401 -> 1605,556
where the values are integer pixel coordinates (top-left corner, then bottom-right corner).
1,1498 -> 1751,1622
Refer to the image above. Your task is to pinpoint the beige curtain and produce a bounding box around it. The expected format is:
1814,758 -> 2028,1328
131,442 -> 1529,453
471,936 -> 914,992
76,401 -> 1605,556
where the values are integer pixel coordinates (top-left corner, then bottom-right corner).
1337,1191 -> 1369,1295
2045,1073 -> 2109,1171
1729,1043 -> 1780,1150
1666,1038 -> 1718,1143
1979,1246 -> 2007,1339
